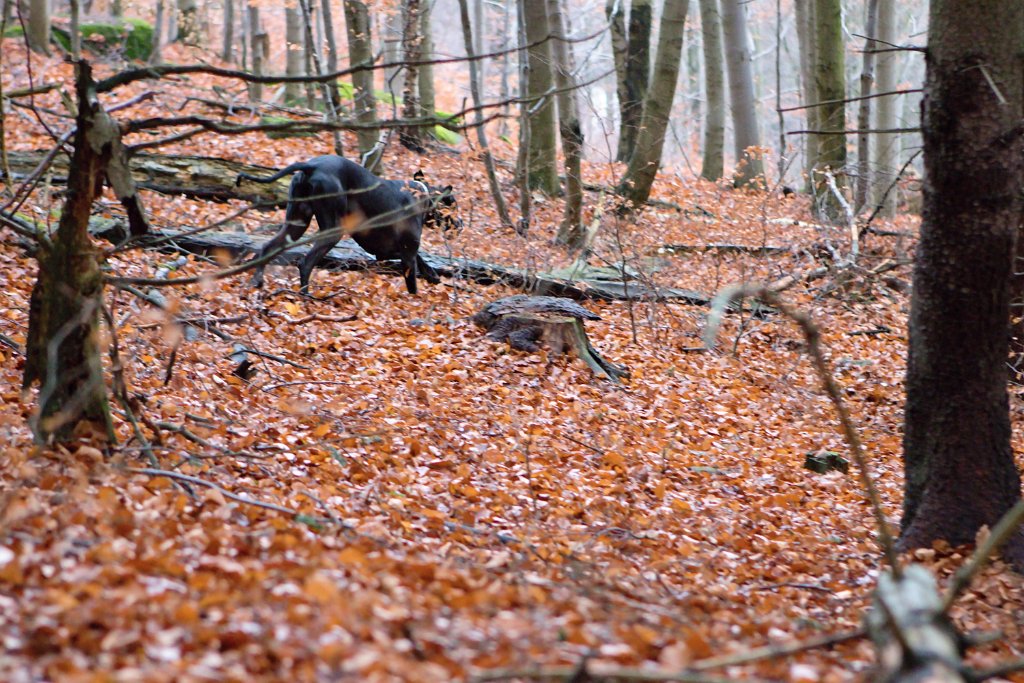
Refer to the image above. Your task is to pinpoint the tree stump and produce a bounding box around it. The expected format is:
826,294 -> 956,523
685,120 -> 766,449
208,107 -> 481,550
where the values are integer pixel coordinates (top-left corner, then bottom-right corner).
472,295 -> 630,382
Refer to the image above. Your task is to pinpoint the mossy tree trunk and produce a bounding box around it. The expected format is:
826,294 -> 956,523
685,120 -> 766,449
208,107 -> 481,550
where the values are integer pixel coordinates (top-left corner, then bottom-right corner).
23,61 -> 115,443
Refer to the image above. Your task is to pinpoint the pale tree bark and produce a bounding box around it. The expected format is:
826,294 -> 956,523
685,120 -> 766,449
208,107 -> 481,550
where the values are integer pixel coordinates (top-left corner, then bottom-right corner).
521,0 -> 559,194
248,6 -> 266,101
418,0 -> 435,119
458,0 -> 512,227
400,0 -> 426,151
221,0 -> 234,62
344,0 -> 380,165
473,0 -> 486,89
606,0 -> 629,153
810,0 -> 846,221
548,0 -> 583,247
616,0 -> 689,206
616,0 -> 652,163
901,0 -> 1024,570
698,0 -> 724,181
176,0 -> 200,46
854,0 -> 879,211
69,0 -> 80,58
27,0 -> 50,54
285,5 -> 305,104
871,0 -> 899,217
721,0 -> 764,187
794,0 -> 816,192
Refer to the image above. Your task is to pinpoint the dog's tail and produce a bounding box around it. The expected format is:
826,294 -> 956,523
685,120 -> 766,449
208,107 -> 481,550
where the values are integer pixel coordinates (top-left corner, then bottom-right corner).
235,162 -> 315,187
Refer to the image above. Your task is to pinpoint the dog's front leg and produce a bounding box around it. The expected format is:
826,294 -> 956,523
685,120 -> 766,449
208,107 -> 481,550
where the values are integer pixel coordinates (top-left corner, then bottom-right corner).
251,201 -> 313,289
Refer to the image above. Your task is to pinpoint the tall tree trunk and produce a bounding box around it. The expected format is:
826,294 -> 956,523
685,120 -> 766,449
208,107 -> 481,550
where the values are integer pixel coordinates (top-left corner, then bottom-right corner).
548,0 -> 583,247
809,0 -> 846,220
521,0 -> 559,194
473,0 -> 486,89
344,0 -> 380,165
458,0 -> 511,227
400,0 -> 426,151
221,0 -> 233,62
418,0 -> 435,119
871,0 -> 899,217
605,0 -> 628,156
854,0 -> 879,212
248,6 -> 265,101
24,61 -> 115,443
698,0 -> 724,181
616,0 -> 652,163
616,0 -> 689,206
721,0 -> 764,187
794,0 -> 816,192
285,5 -> 305,104
175,0 -> 200,46
901,0 -> 1024,569
27,0 -> 50,54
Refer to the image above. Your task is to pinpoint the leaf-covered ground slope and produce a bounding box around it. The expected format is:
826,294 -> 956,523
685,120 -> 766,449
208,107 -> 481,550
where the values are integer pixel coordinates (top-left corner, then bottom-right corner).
1,43 -> 1023,682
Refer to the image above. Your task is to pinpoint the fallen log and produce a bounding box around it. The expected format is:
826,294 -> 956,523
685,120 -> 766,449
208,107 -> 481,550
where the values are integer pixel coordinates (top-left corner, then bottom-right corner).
5,150 -> 289,206
89,220 -> 714,304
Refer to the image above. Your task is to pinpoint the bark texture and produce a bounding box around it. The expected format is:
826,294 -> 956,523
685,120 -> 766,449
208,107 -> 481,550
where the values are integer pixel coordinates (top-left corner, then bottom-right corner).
521,0 -> 559,194
548,0 -> 584,247
698,0 -> 724,181
344,0 -> 379,163
617,0 -> 689,206
720,0 -> 764,187
871,0 -> 899,216
809,0 -> 846,220
901,0 -> 1024,568
23,61 -> 114,442
616,0 -> 652,163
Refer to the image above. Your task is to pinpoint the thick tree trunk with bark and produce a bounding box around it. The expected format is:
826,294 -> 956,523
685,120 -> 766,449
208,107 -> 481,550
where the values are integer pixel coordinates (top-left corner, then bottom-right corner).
23,61 -> 114,443
698,0 -> 724,181
721,0 -> 764,188
854,0 -> 879,212
418,1 -> 435,120
548,0 -> 584,247
871,0 -> 899,217
27,0 -> 50,54
344,0 -> 379,165
617,0 -> 689,206
400,0 -> 426,151
901,0 -> 1024,569
521,0 -> 559,195
616,0 -> 652,164
810,0 -> 846,221
285,6 -> 305,104
794,0 -> 817,193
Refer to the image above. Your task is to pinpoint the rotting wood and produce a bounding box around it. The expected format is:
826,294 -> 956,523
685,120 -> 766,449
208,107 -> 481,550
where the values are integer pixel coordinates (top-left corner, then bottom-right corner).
87,220 -> 715,304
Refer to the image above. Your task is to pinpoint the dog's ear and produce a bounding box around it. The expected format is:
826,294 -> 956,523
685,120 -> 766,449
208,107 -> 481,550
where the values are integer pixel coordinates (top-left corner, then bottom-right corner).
413,170 -> 426,182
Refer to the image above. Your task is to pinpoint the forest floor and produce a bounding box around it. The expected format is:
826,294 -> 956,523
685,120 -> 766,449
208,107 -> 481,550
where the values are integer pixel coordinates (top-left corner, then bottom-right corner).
1,42 -> 1023,682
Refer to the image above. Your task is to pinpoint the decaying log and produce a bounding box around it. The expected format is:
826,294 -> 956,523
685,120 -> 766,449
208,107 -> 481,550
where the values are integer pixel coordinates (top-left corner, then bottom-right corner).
472,295 -> 629,382
5,150 -> 289,206
87,220 -> 713,304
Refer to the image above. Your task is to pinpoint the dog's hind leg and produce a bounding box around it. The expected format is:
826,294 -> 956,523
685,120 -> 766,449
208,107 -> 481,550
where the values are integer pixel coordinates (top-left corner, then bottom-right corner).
251,199 -> 314,288
299,203 -> 344,295
415,253 -> 441,285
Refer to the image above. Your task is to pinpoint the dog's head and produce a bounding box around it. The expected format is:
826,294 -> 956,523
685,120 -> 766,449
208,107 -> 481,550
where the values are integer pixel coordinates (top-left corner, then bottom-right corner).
412,170 -> 463,234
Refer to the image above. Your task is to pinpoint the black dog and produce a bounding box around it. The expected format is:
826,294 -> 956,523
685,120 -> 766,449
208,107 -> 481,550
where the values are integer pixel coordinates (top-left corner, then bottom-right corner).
237,156 -> 460,294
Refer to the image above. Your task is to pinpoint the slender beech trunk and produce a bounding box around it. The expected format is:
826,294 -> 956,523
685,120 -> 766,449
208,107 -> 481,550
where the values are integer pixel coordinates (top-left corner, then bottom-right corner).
285,5 -> 304,104
616,0 -> 689,206
458,0 -> 511,227
344,0 -> 380,164
616,0 -> 652,163
721,0 -> 764,187
902,0 -> 1024,570
794,0 -> 816,192
698,0 -> 724,181
400,0 -> 426,151
548,0 -> 583,247
221,0 -> 233,62
810,0 -> 846,220
27,0 -> 50,54
418,0 -> 435,119
871,0 -> 899,217
854,0 -> 879,211
248,6 -> 265,101
521,0 -> 559,194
